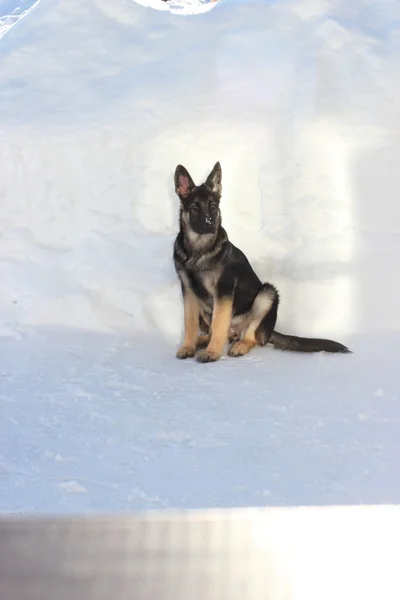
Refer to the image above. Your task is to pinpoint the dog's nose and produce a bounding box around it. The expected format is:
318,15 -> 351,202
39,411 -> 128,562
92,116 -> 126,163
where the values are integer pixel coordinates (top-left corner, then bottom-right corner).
204,215 -> 214,232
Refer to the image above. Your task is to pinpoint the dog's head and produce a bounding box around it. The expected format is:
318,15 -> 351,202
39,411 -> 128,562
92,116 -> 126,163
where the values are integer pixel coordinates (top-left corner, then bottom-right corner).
174,162 -> 222,235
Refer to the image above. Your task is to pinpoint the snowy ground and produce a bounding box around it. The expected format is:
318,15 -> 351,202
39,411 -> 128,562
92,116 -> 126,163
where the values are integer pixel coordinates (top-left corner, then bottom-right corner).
1,330 -> 400,514
0,0 -> 400,514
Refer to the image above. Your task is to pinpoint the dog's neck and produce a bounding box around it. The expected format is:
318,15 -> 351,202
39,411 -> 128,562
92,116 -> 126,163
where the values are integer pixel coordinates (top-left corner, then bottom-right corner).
183,228 -> 218,254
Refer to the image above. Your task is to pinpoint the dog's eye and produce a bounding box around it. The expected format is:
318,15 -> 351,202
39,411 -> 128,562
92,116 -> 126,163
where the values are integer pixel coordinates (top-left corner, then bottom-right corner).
210,203 -> 218,212
190,205 -> 199,214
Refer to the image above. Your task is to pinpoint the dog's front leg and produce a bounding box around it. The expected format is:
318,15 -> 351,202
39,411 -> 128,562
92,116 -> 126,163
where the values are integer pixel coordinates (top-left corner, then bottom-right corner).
176,285 -> 200,359
197,295 -> 233,363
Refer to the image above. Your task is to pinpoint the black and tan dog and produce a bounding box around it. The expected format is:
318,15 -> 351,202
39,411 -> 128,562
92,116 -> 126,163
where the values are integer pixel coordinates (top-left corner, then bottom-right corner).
173,161 -> 350,363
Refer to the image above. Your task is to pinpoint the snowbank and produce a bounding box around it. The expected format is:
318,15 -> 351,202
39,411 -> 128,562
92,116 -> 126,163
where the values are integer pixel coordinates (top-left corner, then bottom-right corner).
1,0 -> 400,344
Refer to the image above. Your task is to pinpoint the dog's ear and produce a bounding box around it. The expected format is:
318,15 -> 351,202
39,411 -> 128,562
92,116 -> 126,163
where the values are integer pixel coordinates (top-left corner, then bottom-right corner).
205,161 -> 222,197
174,165 -> 195,200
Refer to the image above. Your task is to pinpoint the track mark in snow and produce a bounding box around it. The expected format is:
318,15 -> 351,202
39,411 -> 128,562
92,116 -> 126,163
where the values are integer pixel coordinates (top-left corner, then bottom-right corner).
126,488 -> 164,505
131,0 -> 217,16
5,415 -> 19,425
0,395 -> 14,403
71,477 -> 120,492
43,452 -> 74,463
59,480 -> 87,494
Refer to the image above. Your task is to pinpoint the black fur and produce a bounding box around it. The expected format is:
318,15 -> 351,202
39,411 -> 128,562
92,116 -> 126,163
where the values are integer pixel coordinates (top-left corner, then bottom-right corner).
173,161 -> 351,362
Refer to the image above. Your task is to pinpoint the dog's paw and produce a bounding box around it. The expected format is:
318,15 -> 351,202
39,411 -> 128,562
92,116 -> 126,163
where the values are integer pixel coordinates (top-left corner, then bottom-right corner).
228,340 -> 255,357
196,349 -> 221,363
196,334 -> 211,349
176,345 -> 196,359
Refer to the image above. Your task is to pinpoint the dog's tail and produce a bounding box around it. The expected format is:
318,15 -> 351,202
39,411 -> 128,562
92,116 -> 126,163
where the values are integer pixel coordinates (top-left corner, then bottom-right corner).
269,330 -> 351,354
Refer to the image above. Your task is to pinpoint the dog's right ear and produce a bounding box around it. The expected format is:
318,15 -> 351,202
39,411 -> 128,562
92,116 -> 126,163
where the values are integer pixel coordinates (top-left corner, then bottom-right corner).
174,165 -> 195,200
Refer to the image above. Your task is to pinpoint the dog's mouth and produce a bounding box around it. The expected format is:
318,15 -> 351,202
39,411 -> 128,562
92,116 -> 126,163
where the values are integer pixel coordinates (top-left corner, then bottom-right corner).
203,222 -> 214,233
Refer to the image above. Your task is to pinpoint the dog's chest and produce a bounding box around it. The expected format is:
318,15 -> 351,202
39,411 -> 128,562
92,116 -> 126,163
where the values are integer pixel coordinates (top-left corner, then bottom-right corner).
189,269 -> 218,299
190,270 -> 217,325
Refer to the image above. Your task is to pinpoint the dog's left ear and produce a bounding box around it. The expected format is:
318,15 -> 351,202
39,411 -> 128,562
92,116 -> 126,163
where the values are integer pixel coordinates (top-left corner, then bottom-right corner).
205,161 -> 222,197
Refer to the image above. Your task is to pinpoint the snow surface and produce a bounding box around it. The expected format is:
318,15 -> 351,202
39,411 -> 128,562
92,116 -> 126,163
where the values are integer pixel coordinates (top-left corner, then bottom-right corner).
0,0 -> 40,40
0,0 -> 400,514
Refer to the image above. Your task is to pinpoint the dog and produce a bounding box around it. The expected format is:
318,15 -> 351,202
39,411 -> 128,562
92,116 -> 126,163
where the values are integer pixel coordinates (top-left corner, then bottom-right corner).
173,161 -> 350,363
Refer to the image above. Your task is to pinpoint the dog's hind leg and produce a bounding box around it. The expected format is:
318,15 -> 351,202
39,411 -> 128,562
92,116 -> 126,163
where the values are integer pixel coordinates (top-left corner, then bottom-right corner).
254,284 -> 279,347
229,284 -> 279,357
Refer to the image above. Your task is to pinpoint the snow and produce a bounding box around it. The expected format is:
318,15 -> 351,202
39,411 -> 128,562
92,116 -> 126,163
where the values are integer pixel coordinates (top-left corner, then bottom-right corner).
0,0 -> 400,514
133,0 -> 218,15
0,0 -> 40,40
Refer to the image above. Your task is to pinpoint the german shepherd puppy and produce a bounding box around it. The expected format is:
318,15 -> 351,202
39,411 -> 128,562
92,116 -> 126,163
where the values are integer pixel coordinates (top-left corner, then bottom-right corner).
173,161 -> 350,363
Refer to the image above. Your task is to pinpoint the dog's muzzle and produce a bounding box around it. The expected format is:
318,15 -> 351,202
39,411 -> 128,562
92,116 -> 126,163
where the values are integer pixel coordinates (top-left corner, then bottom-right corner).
204,214 -> 213,232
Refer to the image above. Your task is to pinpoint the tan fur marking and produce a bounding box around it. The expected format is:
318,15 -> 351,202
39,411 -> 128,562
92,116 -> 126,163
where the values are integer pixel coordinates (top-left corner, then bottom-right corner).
201,269 -> 221,296
176,288 -> 199,359
228,336 -> 257,357
197,297 -> 232,361
196,334 -> 211,349
228,289 -> 274,358
176,345 -> 197,359
229,313 -> 251,341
